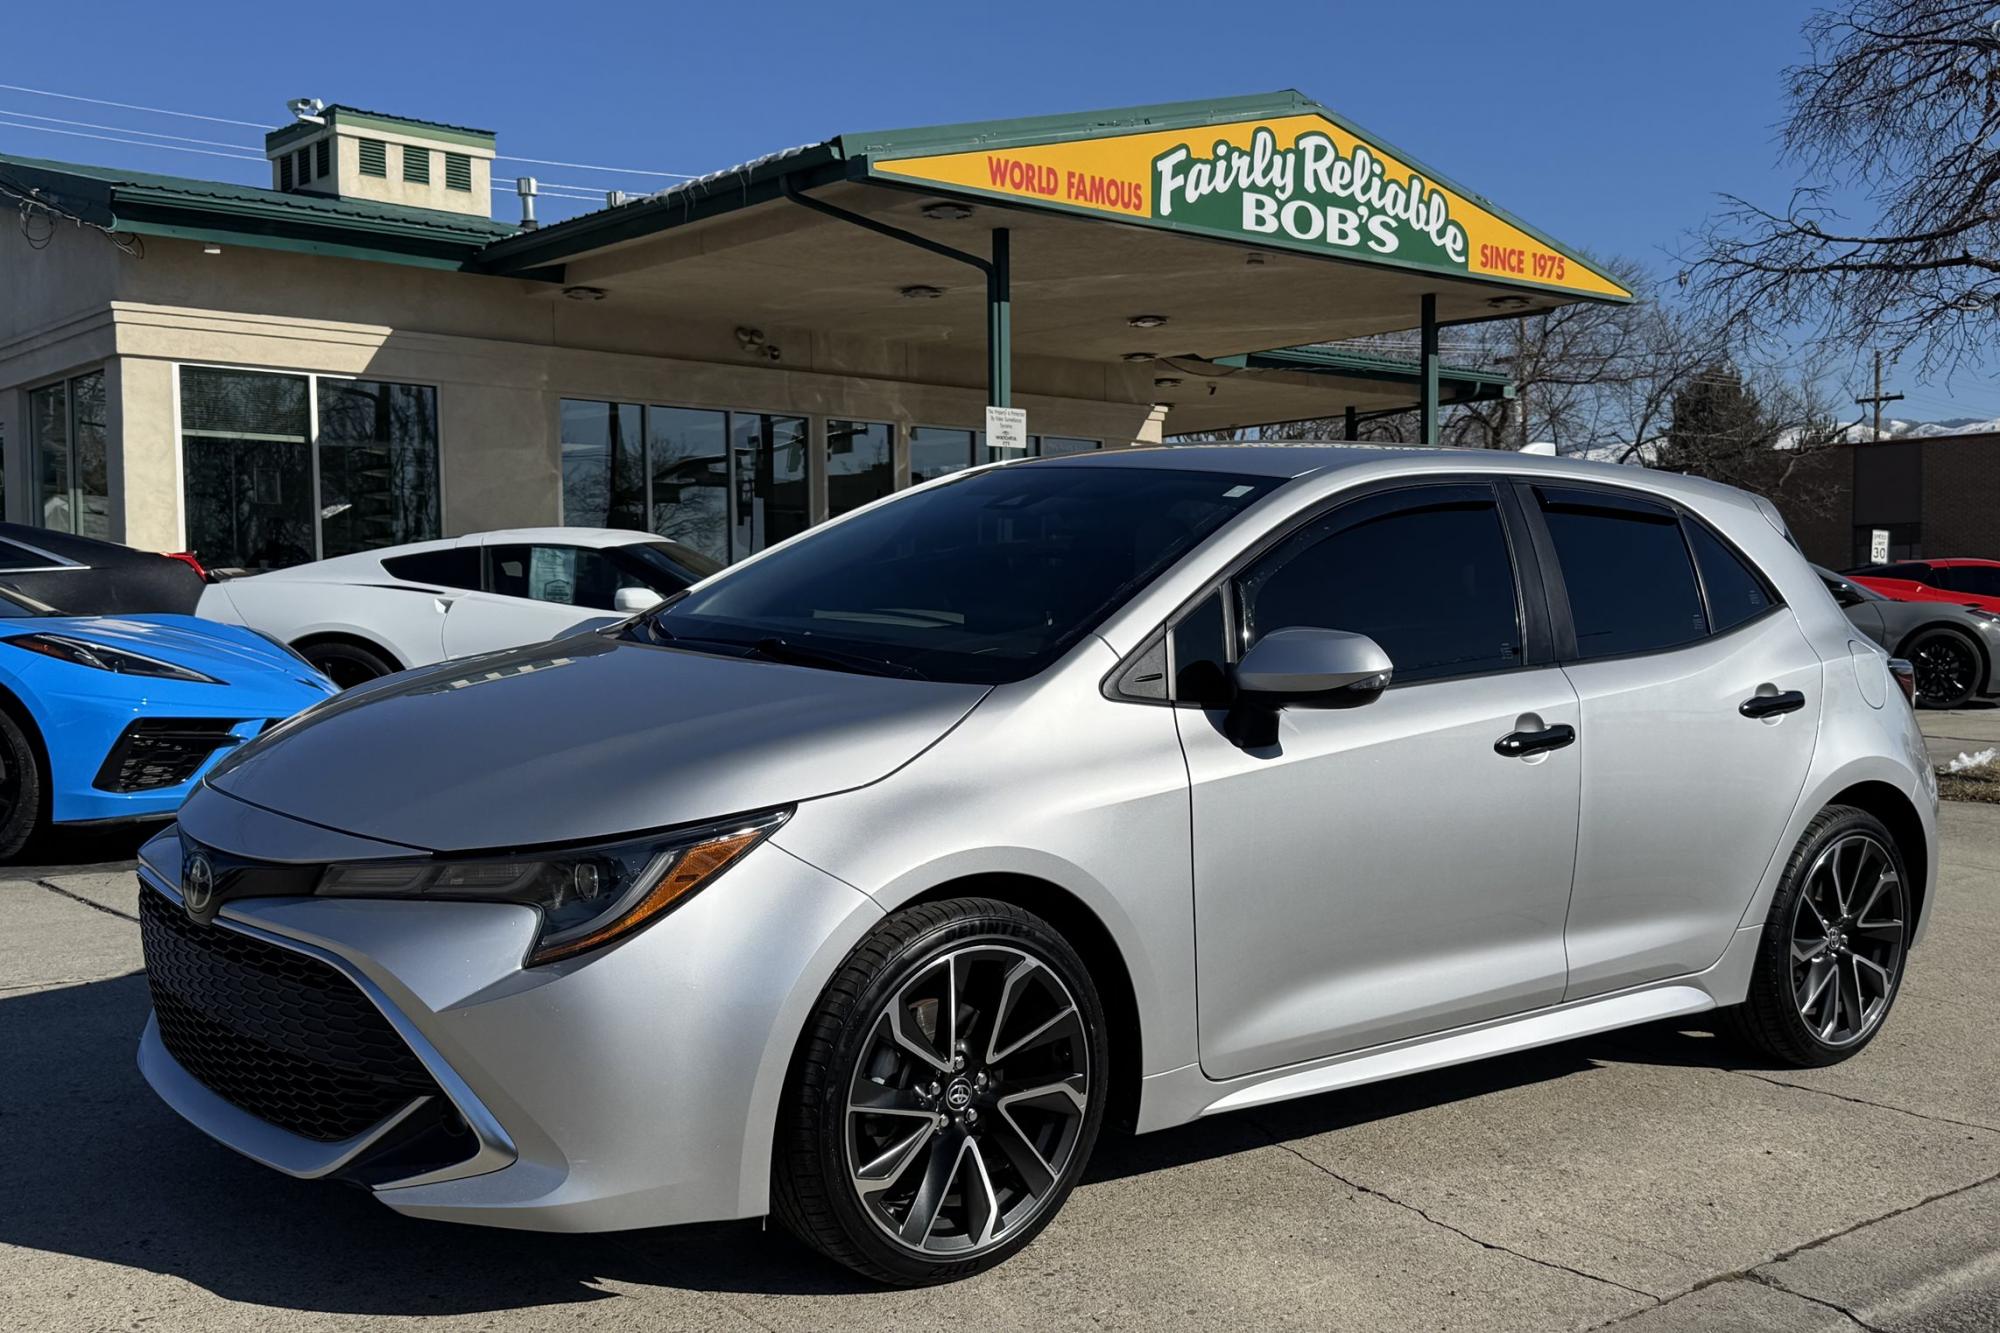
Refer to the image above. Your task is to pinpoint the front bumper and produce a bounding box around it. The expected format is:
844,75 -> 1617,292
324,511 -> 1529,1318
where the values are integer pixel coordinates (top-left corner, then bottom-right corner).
42,683 -> 326,825
136,793 -> 883,1231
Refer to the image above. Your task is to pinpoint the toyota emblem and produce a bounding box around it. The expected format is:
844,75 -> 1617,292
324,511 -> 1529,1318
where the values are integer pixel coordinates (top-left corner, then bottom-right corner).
182,852 -> 218,924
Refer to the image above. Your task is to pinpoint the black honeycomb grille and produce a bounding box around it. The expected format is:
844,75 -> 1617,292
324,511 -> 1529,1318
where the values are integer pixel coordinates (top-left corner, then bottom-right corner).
92,719 -> 245,793
139,884 -> 440,1142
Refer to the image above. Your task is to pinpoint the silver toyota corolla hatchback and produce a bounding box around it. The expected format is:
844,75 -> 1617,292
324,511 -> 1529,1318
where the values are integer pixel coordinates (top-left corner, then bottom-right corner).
136,445 -> 1937,1284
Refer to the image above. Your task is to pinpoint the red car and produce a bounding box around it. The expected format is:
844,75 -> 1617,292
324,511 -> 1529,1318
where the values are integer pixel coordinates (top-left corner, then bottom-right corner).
1847,558 -> 2000,614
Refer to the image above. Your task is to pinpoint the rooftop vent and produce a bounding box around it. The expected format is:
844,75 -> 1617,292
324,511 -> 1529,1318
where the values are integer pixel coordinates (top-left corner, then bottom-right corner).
265,104 -> 496,219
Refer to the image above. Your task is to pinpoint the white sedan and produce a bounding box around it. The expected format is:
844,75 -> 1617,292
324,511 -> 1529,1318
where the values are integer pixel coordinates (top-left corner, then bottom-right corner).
197,528 -> 721,687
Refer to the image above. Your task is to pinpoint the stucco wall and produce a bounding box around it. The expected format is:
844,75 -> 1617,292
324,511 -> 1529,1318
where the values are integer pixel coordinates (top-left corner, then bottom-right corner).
0,221 -> 125,527
6,228 -> 1163,551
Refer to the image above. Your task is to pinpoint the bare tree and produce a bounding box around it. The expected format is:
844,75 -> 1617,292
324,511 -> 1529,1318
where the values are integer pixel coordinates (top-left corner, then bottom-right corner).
1688,0 -> 2000,377
1653,360 -> 1851,515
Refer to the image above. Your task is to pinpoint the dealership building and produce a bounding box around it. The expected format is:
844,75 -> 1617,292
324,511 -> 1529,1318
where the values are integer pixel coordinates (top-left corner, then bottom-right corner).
0,92 -> 1626,571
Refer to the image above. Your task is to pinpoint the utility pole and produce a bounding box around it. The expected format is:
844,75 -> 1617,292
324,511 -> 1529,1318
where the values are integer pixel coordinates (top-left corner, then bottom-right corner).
1514,315 -> 1530,451
1855,351 -> 1904,441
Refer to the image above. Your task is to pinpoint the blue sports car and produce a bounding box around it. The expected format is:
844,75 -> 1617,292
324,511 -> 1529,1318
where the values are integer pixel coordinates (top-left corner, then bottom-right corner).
0,586 -> 337,856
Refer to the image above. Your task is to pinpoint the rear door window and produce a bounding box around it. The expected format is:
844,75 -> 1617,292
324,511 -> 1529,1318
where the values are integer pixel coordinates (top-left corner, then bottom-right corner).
1537,486 -> 1705,660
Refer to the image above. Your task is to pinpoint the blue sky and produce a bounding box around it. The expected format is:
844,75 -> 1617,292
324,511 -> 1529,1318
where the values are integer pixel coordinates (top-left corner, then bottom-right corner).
3,0 -> 1987,422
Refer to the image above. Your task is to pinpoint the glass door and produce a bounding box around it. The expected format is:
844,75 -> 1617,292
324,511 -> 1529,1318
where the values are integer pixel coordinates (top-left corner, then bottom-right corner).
730,413 -> 809,559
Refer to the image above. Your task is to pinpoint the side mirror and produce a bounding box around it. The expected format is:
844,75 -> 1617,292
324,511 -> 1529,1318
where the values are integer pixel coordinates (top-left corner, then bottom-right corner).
1224,628 -> 1391,748
614,586 -> 666,615
1828,581 -> 1863,608
1234,627 -> 1394,703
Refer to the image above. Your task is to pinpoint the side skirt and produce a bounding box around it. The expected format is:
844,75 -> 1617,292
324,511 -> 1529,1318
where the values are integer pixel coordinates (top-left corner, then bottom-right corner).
1134,923 -> 1762,1132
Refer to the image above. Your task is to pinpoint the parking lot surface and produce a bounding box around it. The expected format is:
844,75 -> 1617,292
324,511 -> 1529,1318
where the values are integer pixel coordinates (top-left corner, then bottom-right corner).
4,761 -> 1997,1330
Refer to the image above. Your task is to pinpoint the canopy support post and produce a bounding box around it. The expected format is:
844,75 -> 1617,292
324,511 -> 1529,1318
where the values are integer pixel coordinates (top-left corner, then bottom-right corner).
987,228 -> 1011,408
1419,293 -> 1439,445
1343,406 -> 1358,440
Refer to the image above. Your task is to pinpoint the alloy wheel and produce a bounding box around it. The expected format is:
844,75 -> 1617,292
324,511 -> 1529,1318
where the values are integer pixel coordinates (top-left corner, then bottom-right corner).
844,945 -> 1089,1257
1790,832 -> 1907,1047
1912,635 -> 1976,708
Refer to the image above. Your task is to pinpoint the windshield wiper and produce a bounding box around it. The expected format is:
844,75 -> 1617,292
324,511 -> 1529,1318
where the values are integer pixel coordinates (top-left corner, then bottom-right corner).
634,622 -> 925,680
742,637 -> 929,681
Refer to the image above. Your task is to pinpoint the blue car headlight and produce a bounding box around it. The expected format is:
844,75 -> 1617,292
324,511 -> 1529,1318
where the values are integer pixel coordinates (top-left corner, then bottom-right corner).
314,809 -> 790,966
2,633 -> 223,684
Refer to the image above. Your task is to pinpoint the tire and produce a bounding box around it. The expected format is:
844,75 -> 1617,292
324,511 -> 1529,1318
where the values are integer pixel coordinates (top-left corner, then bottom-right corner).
0,707 -> 45,861
772,897 -> 1108,1285
297,638 -> 398,690
1903,626 -> 1981,709
1721,805 -> 1911,1067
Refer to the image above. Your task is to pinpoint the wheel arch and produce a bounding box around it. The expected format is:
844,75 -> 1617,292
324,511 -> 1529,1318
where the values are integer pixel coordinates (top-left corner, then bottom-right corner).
289,630 -> 405,672
0,678 -> 51,830
901,872 -> 1145,1134
0,679 -> 50,778
1894,621 -> 1990,701
1825,780 -> 1932,933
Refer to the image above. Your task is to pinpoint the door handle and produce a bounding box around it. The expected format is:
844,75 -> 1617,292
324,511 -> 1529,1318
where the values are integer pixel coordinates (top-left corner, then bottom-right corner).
1494,723 -> 1576,758
1739,690 -> 1806,719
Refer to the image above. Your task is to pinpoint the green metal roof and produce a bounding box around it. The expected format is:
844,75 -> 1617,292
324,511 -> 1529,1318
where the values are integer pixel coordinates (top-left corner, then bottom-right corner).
266,106 -> 497,152
0,152 -> 516,270
476,89 -> 1626,306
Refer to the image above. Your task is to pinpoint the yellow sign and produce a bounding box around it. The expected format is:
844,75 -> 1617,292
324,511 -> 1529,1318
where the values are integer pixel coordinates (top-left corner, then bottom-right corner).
871,113 -> 1628,300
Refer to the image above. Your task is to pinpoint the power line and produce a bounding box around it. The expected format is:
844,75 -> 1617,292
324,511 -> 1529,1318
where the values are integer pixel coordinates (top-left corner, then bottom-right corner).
0,81 -> 266,128
0,119 -> 262,161
497,153 -> 694,179
0,81 -> 697,184
0,108 -> 259,152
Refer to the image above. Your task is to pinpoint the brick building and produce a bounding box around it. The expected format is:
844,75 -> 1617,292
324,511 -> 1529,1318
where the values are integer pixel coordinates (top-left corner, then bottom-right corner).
1775,432 -> 2000,569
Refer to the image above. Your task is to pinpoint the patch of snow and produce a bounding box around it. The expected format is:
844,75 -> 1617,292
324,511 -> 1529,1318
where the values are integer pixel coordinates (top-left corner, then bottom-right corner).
1946,748 -> 1997,774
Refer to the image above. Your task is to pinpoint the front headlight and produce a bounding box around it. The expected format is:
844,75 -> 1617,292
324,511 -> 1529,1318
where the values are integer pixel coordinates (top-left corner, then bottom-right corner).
2,632 -> 223,684
315,809 -> 790,966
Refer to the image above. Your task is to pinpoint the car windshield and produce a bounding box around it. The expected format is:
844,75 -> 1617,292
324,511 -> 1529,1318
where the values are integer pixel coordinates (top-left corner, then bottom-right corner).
623,540 -> 724,589
645,463 -> 1281,684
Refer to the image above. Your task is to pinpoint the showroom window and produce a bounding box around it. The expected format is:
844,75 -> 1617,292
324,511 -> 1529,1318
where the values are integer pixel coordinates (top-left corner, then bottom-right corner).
827,419 -> 894,518
975,432 -> 1105,463
910,426 -> 976,484
560,400 -> 646,531
314,378 -> 441,557
179,366 -> 440,571
647,406 -> 731,563
27,370 -> 110,538
560,399 -> 808,566
1537,486 -> 1706,660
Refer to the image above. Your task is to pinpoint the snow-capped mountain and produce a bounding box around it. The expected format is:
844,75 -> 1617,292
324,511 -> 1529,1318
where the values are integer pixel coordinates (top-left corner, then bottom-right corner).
1840,416 -> 2000,441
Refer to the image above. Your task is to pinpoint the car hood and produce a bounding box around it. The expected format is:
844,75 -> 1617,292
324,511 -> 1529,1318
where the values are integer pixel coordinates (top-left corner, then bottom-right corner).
203,633 -> 989,851
25,613 -> 331,685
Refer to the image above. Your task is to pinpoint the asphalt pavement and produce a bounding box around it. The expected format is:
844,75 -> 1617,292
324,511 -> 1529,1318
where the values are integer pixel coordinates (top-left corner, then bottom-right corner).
3,724 -> 1997,1331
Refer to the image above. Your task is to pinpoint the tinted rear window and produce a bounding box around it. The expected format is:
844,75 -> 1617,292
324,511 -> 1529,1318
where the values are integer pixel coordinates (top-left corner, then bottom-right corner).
1686,520 -> 1777,633
1539,487 -> 1705,660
